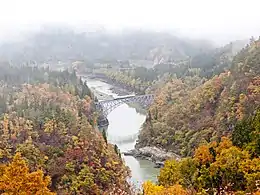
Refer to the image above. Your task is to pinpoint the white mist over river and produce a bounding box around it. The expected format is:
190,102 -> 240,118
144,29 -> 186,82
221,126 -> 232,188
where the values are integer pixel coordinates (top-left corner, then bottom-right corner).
85,79 -> 159,187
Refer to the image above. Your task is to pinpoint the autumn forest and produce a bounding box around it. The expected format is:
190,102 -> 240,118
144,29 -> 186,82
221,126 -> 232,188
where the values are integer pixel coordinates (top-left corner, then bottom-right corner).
0,32 -> 259,195
139,38 -> 260,194
0,66 -> 130,194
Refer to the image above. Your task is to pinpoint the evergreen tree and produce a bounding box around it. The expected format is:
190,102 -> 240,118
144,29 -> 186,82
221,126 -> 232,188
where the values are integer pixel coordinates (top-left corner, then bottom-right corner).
102,129 -> 108,145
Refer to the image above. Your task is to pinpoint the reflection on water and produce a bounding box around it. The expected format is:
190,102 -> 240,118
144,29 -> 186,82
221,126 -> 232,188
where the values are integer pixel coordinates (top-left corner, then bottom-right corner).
107,104 -> 145,140
124,156 -> 159,186
85,79 -> 159,186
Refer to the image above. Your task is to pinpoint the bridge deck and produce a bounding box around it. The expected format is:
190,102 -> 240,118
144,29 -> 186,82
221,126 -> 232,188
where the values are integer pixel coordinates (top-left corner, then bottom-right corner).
96,94 -> 154,117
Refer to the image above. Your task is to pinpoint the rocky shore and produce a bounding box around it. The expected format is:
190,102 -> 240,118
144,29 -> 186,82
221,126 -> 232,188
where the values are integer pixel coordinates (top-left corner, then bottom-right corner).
123,146 -> 181,168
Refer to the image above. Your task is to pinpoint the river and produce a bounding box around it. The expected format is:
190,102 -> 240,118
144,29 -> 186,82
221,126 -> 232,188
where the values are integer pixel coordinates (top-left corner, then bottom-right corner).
85,79 -> 159,187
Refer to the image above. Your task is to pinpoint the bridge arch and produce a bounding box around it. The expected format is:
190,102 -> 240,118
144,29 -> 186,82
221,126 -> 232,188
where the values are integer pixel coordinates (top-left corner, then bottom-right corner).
95,94 -> 154,117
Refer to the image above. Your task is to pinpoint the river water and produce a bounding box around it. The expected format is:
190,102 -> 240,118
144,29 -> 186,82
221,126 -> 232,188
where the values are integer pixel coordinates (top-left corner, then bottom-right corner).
85,79 -> 159,187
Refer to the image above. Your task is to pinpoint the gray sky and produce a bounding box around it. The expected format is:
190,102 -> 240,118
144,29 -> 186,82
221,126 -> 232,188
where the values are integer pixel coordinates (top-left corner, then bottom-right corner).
0,0 -> 259,42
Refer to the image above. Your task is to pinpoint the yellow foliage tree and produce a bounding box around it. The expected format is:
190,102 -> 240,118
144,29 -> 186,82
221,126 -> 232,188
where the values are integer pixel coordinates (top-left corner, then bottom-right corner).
0,153 -> 55,195
162,185 -> 188,195
143,181 -> 164,195
239,158 -> 260,192
143,181 -> 188,195
215,137 -> 232,154
157,160 -> 182,187
43,119 -> 56,134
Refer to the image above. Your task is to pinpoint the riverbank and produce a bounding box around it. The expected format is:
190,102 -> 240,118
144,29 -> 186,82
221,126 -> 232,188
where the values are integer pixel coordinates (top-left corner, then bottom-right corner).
79,72 -> 144,95
98,77 -> 141,95
79,76 -> 160,185
123,146 -> 181,168
82,75 -> 167,167
90,87 -> 114,101
83,75 -> 147,115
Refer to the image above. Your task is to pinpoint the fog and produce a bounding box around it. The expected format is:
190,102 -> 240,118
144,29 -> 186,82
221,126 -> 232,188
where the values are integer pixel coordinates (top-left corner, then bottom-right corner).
0,0 -> 259,44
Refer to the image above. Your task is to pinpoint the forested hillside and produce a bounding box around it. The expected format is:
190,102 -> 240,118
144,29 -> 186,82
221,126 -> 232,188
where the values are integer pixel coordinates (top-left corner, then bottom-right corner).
137,38 -> 260,157
190,40 -> 247,78
143,134 -> 260,194
94,40 -> 247,95
140,38 -> 260,195
0,64 -> 130,194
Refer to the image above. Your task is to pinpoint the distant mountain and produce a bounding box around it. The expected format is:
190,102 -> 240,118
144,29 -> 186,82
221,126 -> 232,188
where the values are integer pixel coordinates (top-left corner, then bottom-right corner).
0,28 -> 214,65
189,39 -> 249,77
140,40 -> 248,79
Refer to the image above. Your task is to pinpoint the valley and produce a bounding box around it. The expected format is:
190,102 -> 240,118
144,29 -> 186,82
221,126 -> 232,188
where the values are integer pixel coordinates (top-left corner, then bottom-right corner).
84,78 -> 160,187
0,27 -> 259,194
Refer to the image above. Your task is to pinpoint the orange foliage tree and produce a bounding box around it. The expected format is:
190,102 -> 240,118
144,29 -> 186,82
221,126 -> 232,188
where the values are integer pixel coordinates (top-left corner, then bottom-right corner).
194,145 -> 214,165
0,153 -> 55,195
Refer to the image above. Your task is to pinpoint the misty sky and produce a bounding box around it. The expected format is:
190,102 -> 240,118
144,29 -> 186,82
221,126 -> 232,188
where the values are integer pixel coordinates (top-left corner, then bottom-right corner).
0,0 -> 259,42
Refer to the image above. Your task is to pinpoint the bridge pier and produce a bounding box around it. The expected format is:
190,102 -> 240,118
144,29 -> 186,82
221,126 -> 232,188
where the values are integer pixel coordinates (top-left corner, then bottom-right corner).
97,115 -> 109,127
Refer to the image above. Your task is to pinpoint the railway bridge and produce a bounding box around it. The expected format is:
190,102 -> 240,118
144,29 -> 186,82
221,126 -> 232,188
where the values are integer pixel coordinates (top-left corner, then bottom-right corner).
95,94 -> 154,117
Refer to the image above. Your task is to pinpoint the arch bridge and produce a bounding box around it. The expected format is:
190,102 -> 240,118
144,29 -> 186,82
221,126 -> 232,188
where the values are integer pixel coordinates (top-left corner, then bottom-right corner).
95,94 -> 154,117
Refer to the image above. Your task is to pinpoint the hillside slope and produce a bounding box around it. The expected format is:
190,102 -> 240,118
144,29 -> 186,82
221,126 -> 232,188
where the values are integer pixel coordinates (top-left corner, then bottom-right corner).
137,38 -> 260,157
0,65 -> 130,194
